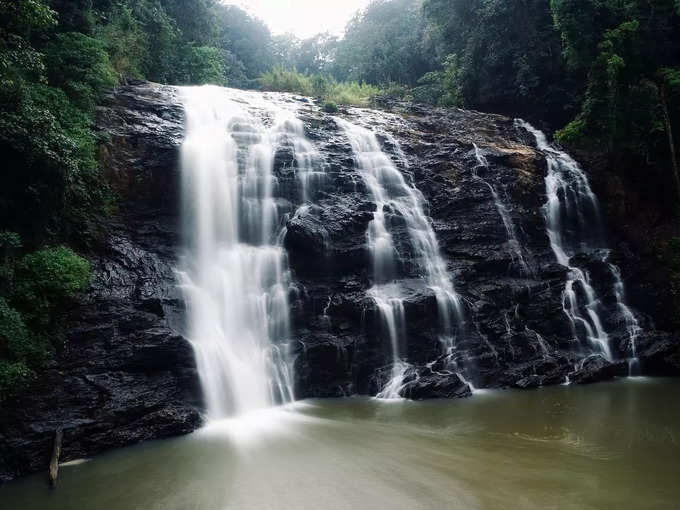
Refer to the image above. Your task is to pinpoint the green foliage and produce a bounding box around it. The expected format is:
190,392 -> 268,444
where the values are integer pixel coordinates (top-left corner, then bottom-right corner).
0,78 -> 111,242
48,0 -> 98,34
0,298 -> 29,356
323,101 -> 339,113
660,67 -> 680,89
0,85 -> 77,240
0,297 -> 40,400
334,0 -> 432,86
0,231 -> 21,283
162,0 -> 218,46
258,68 -> 380,106
310,74 -> 334,98
555,118 -> 588,146
12,246 -> 90,325
0,1 -> 117,243
0,0 -> 56,100
0,232 -> 21,251
45,32 -> 118,111
0,296 -> 46,368
414,54 -> 463,107
551,0 -> 609,71
423,0 -> 567,119
0,240 -> 90,400
0,359 -> 34,401
330,81 -> 380,106
214,4 -> 274,79
379,82 -> 411,100
176,44 -> 227,86
258,68 -> 313,96
0,0 -> 56,33
128,0 -> 182,84
555,8 -> 678,176
273,33 -> 338,76
96,2 -> 147,81
556,21 -> 640,149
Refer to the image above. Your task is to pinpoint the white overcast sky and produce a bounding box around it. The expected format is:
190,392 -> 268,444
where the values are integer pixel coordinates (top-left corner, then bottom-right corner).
222,0 -> 373,38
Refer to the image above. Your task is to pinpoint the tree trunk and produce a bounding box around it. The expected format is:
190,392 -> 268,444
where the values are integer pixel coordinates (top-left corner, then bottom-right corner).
660,85 -> 680,205
48,428 -> 63,488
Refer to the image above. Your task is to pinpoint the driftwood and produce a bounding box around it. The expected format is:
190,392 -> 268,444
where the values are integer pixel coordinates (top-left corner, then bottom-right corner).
48,428 -> 63,488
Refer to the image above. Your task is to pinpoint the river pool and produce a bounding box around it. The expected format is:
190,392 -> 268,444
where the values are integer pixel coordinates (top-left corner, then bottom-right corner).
2,377 -> 679,510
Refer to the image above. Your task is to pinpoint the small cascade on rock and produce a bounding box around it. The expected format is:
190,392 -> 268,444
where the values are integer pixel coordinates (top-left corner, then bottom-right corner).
608,259 -> 642,375
272,113 -> 325,202
472,143 -> 533,275
517,120 -> 641,364
322,295 -> 333,330
381,131 -> 411,170
370,285 -> 409,399
178,86 -> 299,419
525,326 -> 551,357
337,118 -> 464,398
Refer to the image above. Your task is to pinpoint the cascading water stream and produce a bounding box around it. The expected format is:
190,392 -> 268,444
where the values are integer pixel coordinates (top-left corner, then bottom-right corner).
517,120 -> 641,365
273,115 -> 325,203
472,143 -> 532,275
178,86 -> 303,419
608,258 -> 642,374
337,118 -> 464,397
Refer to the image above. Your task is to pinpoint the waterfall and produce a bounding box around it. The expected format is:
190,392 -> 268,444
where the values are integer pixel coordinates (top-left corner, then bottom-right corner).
517,120 -> 641,364
177,86 -> 298,418
336,118 -> 464,397
472,143 -> 533,275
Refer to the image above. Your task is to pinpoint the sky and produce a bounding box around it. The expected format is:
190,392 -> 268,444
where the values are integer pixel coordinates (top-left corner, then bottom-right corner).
223,0 -> 372,39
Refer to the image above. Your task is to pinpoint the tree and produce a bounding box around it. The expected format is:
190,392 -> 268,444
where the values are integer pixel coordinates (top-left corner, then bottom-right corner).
44,32 -> 117,110
176,44 -> 227,85
414,54 -> 463,107
334,0 -> 434,86
214,4 -> 274,79
423,0 -> 567,121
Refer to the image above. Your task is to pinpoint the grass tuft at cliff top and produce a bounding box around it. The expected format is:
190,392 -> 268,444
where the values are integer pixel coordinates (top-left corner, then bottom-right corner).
257,68 -> 381,107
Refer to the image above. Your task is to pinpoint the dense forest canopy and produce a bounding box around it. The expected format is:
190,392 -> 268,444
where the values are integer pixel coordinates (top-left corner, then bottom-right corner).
1,0 -> 679,399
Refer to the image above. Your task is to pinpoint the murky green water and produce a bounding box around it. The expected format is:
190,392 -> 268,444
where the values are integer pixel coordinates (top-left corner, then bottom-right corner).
2,378 -> 679,510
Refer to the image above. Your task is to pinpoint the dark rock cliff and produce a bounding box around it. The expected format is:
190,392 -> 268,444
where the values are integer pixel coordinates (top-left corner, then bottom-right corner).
1,81 -> 678,482
0,82 -> 201,482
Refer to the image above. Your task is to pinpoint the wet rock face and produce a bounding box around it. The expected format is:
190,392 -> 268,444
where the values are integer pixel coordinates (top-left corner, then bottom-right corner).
283,100 -> 678,398
0,82 -> 201,482
1,82 -> 678,481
